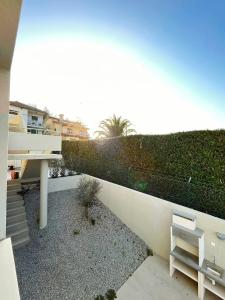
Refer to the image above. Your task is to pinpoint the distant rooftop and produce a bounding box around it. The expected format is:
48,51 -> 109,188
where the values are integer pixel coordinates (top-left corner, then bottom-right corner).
10,101 -> 47,115
48,115 -> 88,129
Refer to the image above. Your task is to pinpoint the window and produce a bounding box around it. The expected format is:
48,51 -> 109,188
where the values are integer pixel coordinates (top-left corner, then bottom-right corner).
31,116 -> 38,122
67,128 -> 73,134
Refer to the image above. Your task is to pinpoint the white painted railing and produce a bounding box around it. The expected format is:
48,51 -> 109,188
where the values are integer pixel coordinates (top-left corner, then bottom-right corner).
9,125 -> 61,136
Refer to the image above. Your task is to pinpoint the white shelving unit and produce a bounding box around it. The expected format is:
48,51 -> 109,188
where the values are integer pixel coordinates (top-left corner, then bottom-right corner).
170,222 -> 204,299
170,212 -> 225,300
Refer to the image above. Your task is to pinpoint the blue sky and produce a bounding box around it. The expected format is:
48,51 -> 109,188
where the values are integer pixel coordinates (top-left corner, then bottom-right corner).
11,0 -> 225,134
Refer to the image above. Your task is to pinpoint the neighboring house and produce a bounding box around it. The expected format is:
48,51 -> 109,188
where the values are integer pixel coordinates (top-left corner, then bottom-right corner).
45,114 -> 89,141
9,101 -> 48,134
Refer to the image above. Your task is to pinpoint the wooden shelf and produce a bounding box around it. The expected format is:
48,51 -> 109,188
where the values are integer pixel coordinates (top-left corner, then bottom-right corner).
204,278 -> 225,300
172,258 -> 198,282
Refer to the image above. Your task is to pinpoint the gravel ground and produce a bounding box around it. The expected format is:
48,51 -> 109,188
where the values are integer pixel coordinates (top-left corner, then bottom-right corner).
14,188 -> 149,300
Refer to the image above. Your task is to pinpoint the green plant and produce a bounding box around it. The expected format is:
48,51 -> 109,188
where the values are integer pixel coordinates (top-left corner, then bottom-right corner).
60,166 -> 66,177
94,289 -> 117,300
95,114 -> 136,138
146,247 -> 153,256
94,296 -> 105,300
49,160 -> 60,178
62,130 -> 225,219
73,229 -> 80,235
77,177 -> 102,220
105,289 -> 117,300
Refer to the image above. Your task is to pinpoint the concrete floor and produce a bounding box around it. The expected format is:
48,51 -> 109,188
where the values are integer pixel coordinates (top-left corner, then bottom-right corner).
117,256 -> 219,300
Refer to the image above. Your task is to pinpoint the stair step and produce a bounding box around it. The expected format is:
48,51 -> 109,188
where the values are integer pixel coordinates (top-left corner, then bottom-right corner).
12,235 -> 30,250
7,221 -> 28,235
7,179 -> 21,184
7,213 -> 26,225
7,200 -> 24,209
7,195 -> 23,203
7,227 -> 28,238
7,207 -> 25,217
7,190 -> 22,196
7,184 -> 21,189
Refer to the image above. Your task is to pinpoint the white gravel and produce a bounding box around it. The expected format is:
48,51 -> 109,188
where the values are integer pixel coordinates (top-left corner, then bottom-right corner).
14,188 -> 149,300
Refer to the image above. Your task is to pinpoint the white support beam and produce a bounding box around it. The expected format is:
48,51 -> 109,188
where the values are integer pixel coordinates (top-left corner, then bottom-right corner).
40,160 -> 48,229
0,69 -> 10,239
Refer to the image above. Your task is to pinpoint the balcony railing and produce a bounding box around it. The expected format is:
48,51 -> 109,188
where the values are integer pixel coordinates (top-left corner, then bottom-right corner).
9,125 -> 61,136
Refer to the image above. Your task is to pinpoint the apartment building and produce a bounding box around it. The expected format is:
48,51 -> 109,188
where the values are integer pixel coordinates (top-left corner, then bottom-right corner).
45,114 -> 89,141
9,101 -> 48,134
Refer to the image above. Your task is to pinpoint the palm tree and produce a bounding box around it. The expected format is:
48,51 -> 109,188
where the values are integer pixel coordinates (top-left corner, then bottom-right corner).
95,114 -> 136,138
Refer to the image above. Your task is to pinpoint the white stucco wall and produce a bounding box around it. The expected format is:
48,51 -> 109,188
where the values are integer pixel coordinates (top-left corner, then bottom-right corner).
0,239 -> 20,300
8,131 -> 62,151
49,175 -> 225,269
0,69 -> 10,239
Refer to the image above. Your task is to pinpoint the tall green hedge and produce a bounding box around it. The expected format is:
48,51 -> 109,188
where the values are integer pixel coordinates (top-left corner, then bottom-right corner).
62,130 -> 225,219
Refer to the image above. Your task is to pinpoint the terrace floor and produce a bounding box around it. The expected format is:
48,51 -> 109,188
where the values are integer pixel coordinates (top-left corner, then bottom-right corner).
14,188 -> 148,300
117,255 -> 218,300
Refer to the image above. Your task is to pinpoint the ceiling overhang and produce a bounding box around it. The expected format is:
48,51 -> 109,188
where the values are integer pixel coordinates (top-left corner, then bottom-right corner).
0,0 -> 22,70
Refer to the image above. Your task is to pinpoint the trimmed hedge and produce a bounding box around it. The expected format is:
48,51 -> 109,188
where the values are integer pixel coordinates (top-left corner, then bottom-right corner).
62,130 -> 225,219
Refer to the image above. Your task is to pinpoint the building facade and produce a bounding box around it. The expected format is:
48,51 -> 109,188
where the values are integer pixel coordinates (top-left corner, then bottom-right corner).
45,114 -> 89,141
9,101 -> 48,134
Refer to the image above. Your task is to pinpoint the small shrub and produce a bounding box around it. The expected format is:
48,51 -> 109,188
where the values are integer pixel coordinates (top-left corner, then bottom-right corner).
91,218 -> 96,225
60,166 -> 66,177
73,229 -> 80,235
77,177 -> 102,220
146,247 -> 153,256
105,289 -> 117,300
49,159 -> 60,178
94,296 -> 105,300
94,289 -> 117,300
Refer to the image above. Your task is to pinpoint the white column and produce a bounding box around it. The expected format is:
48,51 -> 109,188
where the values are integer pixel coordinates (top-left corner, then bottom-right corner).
40,159 -> 48,229
0,69 -> 10,240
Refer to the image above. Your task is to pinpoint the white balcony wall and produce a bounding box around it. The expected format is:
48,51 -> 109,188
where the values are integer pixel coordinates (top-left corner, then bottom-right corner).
0,69 -> 10,239
0,239 -> 20,299
8,132 -> 62,152
48,175 -> 225,269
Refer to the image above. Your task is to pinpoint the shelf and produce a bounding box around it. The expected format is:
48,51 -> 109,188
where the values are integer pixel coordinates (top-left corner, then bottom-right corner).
172,224 -> 204,247
204,278 -> 225,300
172,224 -> 204,239
170,246 -> 200,271
172,258 -> 198,282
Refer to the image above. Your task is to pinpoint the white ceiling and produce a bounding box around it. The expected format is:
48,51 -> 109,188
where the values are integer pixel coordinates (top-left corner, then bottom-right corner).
0,0 -> 22,69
